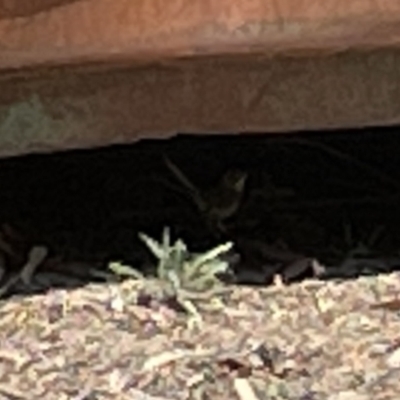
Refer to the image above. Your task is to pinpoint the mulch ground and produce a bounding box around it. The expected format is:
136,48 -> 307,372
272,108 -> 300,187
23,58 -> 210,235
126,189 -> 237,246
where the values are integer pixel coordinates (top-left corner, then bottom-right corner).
1,272 -> 400,399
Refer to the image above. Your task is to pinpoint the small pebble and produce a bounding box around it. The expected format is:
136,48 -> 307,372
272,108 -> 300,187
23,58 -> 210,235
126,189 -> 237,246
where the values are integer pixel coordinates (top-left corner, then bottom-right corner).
386,347 -> 400,368
328,390 -> 369,400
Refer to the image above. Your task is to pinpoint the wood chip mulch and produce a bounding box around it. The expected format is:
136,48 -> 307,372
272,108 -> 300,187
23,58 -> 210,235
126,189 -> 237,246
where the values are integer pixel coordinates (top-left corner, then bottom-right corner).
0,272 -> 400,400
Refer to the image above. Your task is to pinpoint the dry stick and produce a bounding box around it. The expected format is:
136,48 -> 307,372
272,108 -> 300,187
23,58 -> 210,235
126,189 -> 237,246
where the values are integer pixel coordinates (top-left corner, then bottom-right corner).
323,176 -> 389,195
272,137 -> 400,193
269,193 -> 400,211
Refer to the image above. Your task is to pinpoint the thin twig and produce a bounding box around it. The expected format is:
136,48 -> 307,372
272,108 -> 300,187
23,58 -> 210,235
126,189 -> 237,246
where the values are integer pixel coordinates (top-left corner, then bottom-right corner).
273,137 -> 400,193
266,193 -> 400,211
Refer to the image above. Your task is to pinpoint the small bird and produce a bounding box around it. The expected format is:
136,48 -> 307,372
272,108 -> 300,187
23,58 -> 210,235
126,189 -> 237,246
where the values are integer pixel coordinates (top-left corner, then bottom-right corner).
164,156 -> 247,232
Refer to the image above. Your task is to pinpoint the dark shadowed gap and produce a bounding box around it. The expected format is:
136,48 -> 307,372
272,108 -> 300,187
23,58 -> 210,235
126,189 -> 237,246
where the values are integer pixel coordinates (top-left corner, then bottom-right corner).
0,124 -> 400,298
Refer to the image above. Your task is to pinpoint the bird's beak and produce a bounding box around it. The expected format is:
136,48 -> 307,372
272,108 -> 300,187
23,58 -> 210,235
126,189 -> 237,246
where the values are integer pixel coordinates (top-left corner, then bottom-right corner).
235,174 -> 248,191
